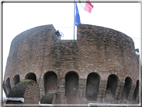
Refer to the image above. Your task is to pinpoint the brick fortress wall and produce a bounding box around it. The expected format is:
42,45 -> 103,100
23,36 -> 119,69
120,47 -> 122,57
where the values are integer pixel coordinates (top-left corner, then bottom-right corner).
3,24 -> 139,104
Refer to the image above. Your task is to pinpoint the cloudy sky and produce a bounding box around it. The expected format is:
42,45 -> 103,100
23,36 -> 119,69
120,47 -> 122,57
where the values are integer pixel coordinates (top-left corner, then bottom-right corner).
2,2 -> 141,98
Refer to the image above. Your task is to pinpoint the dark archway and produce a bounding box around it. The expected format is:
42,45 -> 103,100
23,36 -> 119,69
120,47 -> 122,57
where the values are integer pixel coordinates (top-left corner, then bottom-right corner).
121,77 -> 132,100
133,80 -> 139,100
25,73 -> 37,82
13,75 -> 20,85
44,71 -> 57,94
86,72 -> 100,100
6,77 -> 11,95
65,71 -> 79,97
106,74 -> 118,98
3,81 -> 7,96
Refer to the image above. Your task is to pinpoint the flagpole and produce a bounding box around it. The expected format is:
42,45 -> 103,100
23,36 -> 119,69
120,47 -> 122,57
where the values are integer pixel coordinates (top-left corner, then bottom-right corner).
73,0 -> 75,40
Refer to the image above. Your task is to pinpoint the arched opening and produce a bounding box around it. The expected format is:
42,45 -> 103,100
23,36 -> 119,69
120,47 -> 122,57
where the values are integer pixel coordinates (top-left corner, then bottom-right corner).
25,73 -> 37,82
65,71 -> 79,97
106,74 -> 118,98
86,72 -> 100,100
6,77 -> 11,95
133,80 -> 139,100
121,77 -> 132,100
2,81 -> 7,96
44,71 -> 57,94
13,75 -> 20,85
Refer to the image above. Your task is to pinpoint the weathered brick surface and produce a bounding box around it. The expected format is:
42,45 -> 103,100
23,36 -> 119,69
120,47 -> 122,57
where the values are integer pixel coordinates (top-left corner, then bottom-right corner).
4,24 -> 139,104
24,80 -> 40,104
6,80 -> 40,104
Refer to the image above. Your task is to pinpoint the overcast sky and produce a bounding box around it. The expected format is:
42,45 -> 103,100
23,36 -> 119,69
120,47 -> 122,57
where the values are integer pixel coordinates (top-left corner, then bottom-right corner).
2,2 -> 141,98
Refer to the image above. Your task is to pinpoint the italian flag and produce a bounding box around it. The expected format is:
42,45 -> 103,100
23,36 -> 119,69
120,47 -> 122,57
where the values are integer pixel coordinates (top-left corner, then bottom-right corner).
78,0 -> 93,13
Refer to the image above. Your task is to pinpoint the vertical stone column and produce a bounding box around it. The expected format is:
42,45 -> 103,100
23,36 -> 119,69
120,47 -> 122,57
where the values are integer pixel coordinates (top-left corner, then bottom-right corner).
97,80 -> 107,102
78,79 -> 86,98
127,84 -> 136,100
115,81 -> 125,100
38,79 -> 45,99
58,78 -> 66,104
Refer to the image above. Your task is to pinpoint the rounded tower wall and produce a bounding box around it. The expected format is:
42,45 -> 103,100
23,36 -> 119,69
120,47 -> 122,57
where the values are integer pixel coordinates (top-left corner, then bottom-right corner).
4,24 -> 57,84
4,24 -> 139,104
77,24 -> 138,83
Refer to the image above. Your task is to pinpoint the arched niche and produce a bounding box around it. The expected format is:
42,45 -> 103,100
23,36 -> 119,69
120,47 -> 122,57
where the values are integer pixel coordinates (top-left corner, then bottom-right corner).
44,71 -> 57,94
133,80 -> 139,100
106,74 -> 118,98
13,75 -> 20,85
86,72 -> 100,100
121,77 -> 132,100
6,77 -> 11,95
25,73 -> 37,82
65,71 -> 79,97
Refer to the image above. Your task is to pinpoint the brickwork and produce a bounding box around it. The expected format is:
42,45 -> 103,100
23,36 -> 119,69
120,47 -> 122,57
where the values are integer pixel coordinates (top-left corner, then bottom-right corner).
3,24 -> 139,105
6,80 -> 40,104
97,80 -> 107,102
23,80 -> 40,104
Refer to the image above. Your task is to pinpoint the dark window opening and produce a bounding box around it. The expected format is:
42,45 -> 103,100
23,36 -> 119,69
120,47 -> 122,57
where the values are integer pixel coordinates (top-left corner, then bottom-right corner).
65,71 -> 79,97
13,75 -> 20,85
121,77 -> 132,100
106,74 -> 118,98
86,72 -> 100,100
25,73 -> 37,82
133,80 -> 139,100
6,78 -> 11,95
44,71 -> 57,94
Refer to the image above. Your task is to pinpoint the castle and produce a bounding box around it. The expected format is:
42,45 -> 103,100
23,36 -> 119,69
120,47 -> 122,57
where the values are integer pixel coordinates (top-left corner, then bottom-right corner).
3,24 -> 139,105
